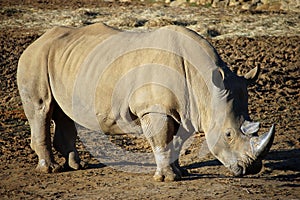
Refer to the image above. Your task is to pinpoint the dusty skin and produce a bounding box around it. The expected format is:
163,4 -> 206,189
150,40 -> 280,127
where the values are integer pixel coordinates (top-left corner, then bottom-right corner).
0,0 -> 299,199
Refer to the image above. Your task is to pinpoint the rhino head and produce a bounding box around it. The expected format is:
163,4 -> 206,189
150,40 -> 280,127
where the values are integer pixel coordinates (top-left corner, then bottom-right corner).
207,66 -> 275,176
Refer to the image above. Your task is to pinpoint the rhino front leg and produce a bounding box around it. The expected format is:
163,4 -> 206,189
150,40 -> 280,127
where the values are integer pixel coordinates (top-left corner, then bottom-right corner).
141,113 -> 180,182
52,106 -> 84,170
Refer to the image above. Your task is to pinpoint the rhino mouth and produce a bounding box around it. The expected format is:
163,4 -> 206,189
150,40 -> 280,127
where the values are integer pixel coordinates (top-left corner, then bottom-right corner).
229,158 -> 263,177
230,164 -> 244,177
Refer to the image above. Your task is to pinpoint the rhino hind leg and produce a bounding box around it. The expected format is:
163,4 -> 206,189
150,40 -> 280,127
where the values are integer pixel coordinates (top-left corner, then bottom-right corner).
20,92 -> 61,173
52,105 -> 84,171
141,113 -> 181,182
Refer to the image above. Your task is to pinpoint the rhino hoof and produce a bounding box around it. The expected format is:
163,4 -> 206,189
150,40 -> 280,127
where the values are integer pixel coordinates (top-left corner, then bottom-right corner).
153,168 -> 181,182
36,160 -> 62,173
63,160 -> 87,171
68,160 -> 80,170
153,174 -> 181,182
165,174 -> 181,182
68,160 -> 87,170
153,174 -> 165,182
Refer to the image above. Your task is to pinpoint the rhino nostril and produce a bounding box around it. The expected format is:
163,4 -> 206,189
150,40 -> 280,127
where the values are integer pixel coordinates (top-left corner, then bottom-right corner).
230,164 -> 243,177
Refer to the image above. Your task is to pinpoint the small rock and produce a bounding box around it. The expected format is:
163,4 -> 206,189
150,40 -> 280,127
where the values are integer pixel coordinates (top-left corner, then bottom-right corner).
228,0 -> 240,7
170,0 -> 187,7
260,0 -> 270,4
197,0 -> 211,6
212,0 -> 220,7
241,3 -> 252,10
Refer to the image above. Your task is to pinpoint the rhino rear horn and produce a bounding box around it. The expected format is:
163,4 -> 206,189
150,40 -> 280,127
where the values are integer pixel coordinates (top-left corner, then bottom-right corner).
250,125 -> 275,158
241,121 -> 260,136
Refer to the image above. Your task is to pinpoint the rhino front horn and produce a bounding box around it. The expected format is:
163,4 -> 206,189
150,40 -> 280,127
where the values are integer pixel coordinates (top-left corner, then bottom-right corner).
250,125 -> 275,158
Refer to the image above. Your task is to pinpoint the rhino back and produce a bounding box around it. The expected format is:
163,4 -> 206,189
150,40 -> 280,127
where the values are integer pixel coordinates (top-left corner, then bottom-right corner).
31,23 -> 224,133
69,25 -> 223,132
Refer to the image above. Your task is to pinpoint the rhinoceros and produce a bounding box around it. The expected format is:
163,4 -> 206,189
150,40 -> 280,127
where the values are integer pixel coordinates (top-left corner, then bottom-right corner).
17,23 -> 274,181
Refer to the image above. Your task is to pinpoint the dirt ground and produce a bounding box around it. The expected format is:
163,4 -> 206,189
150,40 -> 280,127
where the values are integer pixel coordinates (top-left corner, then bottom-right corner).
0,1 -> 299,199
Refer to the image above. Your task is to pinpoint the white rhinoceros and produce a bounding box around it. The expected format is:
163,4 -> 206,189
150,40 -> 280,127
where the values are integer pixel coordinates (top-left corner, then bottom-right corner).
17,23 -> 274,181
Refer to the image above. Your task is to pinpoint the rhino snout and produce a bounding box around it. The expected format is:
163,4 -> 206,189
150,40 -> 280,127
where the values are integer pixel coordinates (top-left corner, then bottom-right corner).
229,124 -> 275,177
229,164 -> 243,177
229,159 -> 263,177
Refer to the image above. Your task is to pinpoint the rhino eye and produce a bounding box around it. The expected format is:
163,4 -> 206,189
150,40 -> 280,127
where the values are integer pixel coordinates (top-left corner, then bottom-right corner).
225,132 -> 231,137
225,130 -> 234,143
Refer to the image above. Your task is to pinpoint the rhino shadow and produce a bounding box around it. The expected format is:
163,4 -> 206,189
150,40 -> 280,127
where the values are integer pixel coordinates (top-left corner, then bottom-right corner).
264,149 -> 300,181
181,159 -> 227,180
181,149 -> 300,181
82,149 -> 300,182
184,159 -> 222,170
86,161 -> 156,169
86,163 -> 106,169
265,149 -> 300,172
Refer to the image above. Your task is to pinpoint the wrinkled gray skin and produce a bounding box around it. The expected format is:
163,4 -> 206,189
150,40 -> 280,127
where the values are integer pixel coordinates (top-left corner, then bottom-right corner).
17,23 -> 275,181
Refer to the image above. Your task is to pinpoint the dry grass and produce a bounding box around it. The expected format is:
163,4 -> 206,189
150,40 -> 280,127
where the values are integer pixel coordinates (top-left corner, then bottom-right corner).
0,4 -> 299,39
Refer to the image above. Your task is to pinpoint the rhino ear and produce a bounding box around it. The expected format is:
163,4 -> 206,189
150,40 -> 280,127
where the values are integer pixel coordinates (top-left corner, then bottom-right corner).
244,66 -> 260,85
212,68 -> 225,89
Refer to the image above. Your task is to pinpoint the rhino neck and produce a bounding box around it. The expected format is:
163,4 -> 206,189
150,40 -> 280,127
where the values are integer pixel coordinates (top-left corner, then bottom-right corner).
185,66 -> 219,133
200,67 -> 235,152
174,32 -> 228,134
189,64 -> 232,134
